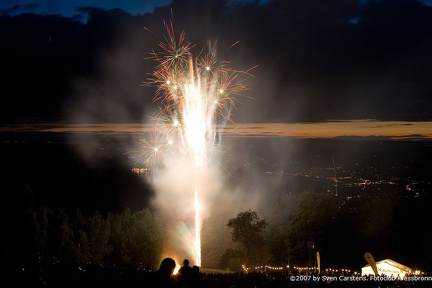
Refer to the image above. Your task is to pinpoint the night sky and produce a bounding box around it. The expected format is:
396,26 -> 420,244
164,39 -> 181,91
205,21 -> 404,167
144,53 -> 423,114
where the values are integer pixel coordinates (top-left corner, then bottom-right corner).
1,0 -> 432,124
0,0 -> 172,18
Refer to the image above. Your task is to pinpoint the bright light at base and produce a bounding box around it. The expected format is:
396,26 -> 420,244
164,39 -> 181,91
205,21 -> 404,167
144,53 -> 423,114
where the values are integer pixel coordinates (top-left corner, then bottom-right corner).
173,265 -> 180,275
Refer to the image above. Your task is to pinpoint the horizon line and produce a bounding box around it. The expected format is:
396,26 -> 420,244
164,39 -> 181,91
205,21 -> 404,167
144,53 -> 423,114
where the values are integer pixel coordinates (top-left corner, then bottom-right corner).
1,119 -> 432,140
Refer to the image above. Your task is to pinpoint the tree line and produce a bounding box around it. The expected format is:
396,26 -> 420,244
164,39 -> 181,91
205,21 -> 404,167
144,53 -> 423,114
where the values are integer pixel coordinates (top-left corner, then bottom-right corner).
218,187 -> 432,272
4,185 -> 164,270
3,182 -> 432,272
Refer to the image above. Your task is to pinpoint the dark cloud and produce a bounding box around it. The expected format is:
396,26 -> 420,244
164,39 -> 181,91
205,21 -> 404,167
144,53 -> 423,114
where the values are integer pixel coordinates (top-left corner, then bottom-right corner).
0,3 -> 40,16
1,0 -> 431,123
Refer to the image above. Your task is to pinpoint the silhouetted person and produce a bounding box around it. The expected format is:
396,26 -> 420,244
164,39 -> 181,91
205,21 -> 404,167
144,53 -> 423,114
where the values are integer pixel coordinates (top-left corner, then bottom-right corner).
191,265 -> 213,287
151,257 -> 179,288
191,265 -> 201,280
177,259 -> 193,287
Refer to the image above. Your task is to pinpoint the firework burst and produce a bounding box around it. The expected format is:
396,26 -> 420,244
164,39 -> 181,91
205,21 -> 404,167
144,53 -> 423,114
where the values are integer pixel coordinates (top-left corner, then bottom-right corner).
135,20 -> 254,266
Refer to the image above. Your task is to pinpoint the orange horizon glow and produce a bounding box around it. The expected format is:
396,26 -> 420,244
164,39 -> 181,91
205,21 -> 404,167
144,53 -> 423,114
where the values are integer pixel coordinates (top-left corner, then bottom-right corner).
1,120 -> 432,140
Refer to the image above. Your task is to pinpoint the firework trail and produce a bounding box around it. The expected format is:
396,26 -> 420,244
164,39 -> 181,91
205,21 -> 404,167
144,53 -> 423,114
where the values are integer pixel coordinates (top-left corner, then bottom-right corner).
138,20 -> 254,266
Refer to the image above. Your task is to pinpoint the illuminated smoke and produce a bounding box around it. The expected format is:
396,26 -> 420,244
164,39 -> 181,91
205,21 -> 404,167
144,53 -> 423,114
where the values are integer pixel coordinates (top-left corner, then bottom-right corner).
132,20 -> 253,266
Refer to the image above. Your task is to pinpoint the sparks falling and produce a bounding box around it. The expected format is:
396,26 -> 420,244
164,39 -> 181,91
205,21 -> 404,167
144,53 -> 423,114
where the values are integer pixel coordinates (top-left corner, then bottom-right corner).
140,21 -> 254,266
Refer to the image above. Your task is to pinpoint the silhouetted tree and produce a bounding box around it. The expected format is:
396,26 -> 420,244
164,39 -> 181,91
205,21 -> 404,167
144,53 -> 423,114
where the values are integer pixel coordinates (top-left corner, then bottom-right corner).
219,248 -> 243,271
285,191 -> 342,267
264,189 -> 297,266
226,209 -> 269,268
29,206 -> 49,258
45,208 -> 72,258
88,211 -> 112,264
108,208 -> 164,269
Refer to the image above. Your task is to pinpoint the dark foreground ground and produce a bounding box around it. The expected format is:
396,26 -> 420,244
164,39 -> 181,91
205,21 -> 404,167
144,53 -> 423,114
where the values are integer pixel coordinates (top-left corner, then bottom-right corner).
1,259 -> 430,288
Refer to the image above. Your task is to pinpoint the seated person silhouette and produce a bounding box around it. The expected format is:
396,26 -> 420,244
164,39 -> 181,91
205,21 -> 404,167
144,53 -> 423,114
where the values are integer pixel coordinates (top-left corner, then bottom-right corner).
151,257 -> 179,288
177,258 -> 193,285
191,265 -> 201,280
